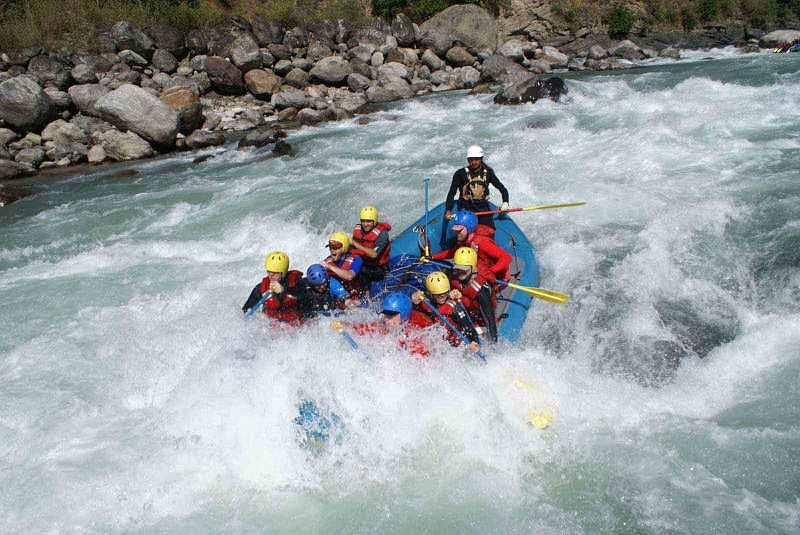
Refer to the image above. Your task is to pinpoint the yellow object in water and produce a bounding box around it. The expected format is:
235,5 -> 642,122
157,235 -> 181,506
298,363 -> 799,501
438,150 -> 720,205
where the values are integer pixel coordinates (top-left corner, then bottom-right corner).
513,378 -> 555,429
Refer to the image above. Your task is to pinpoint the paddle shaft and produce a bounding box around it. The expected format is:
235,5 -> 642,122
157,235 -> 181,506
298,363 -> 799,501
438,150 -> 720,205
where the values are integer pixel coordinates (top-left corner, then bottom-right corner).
245,291 -> 272,317
474,201 -> 586,216
422,298 -> 487,361
423,178 -> 431,256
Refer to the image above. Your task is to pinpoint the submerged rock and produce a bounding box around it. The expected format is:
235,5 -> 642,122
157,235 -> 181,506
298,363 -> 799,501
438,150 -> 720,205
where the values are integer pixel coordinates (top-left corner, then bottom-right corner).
0,159 -> 36,179
0,183 -> 35,205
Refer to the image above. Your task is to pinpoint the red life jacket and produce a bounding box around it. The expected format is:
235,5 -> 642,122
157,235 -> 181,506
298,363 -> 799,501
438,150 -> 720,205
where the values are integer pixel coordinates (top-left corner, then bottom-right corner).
419,298 -> 464,346
351,310 -> 433,357
351,221 -> 392,267
260,270 -> 304,323
451,272 -> 496,315
324,253 -> 360,297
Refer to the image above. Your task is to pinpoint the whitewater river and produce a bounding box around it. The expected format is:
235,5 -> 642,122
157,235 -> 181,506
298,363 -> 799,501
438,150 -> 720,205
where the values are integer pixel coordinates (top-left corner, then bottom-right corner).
2,50 -> 799,533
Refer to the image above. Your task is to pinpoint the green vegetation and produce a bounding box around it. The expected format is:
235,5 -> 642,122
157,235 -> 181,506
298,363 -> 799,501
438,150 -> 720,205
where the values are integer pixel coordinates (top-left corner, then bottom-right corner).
606,3 -> 635,38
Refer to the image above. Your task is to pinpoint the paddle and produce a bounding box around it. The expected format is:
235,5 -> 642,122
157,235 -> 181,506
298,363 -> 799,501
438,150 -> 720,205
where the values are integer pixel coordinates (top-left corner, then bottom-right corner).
244,291 -> 272,318
423,178 -> 431,257
422,298 -> 487,361
331,321 -> 370,360
474,201 -> 586,216
495,280 -> 569,305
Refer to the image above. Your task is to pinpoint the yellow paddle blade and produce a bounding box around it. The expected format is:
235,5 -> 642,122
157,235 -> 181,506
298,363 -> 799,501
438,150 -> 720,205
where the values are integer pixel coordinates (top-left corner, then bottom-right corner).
528,411 -> 553,429
520,201 -> 586,212
505,282 -> 570,305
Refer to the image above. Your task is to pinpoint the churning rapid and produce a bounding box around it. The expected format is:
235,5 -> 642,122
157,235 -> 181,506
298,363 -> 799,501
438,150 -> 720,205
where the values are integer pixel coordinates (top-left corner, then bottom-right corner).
1,50 -> 799,533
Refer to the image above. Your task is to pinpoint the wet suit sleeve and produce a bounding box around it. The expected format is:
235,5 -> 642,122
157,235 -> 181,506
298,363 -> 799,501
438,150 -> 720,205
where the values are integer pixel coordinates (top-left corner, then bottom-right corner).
451,304 -> 481,343
373,230 -> 389,256
242,284 -> 263,313
488,167 -> 509,204
445,168 -> 465,213
476,286 -> 498,342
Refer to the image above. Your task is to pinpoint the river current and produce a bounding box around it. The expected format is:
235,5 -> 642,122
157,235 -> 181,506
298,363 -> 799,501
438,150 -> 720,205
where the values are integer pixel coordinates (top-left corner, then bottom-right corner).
1,50 -> 799,533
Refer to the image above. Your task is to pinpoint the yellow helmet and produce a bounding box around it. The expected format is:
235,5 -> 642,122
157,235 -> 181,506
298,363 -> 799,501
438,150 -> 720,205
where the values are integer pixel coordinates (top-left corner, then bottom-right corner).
265,251 -> 290,275
453,247 -> 478,268
359,205 -> 379,222
328,231 -> 350,253
426,271 -> 450,295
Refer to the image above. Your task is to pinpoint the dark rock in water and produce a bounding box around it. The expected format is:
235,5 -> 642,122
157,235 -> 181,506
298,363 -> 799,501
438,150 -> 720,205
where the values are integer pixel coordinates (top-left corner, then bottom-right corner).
494,75 -> 568,105
192,154 -> 216,164
186,129 -> 225,150
103,168 -> 140,179
238,126 -> 285,149
468,83 -> 493,95
0,159 -> 36,179
272,139 -> 294,157
655,298 -> 739,359
0,183 -> 34,205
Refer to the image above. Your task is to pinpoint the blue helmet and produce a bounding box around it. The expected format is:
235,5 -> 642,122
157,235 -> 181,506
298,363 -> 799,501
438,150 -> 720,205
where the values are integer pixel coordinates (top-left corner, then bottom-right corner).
382,292 -> 412,322
306,264 -> 328,286
453,210 -> 478,234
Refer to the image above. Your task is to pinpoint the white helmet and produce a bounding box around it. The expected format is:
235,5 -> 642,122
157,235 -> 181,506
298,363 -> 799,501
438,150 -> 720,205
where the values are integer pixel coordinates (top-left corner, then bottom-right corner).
467,145 -> 484,159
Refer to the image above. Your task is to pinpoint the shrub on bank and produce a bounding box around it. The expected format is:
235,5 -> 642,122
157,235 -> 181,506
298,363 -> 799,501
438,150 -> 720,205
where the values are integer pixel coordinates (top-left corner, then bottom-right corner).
607,3 -> 635,38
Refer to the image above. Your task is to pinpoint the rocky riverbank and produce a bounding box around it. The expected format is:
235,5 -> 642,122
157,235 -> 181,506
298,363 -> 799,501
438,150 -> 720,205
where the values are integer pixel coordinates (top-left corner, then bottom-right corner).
1,5 -> 794,205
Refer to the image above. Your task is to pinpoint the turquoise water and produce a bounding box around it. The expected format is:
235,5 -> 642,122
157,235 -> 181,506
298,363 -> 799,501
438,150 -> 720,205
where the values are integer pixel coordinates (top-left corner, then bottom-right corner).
1,51 -> 799,533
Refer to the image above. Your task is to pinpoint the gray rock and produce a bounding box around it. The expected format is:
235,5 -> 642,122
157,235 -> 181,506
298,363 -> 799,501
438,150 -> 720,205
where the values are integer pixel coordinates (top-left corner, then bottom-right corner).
568,57 -> 587,71
430,69 -> 454,87
446,46 -> 476,67
161,76 -> 201,96
297,107 -> 325,125
371,51 -> 385,67
0,128 -> 19,147
268,44 -> 292,61
392,14 -> 415,47
349,57 -> 373,79
238,125 -> 284,148
420,5 -> 497,52
495,74 -> 567,105
9,133 -> 42,151
421,49 -> 445,71
97,129 -> 154,161
333,93 -> 367,114
354,24 -> 390,48
2,45 -> 44,68
27,55 -> 70,89
307,41 -> 333,61
285,68 -> 309,88
195,56 -> 245,95
186,129 -> 225,149
291,57 -> 313,71
230,34 -> 262,72
393,48 -> 419,66
366,85 -> 393,103
659,47 -> 680,59
497,40 -> 526,62
349,45 -> 375,63
527,59 -> 553,74
46,142 -> 88,164
416,65 -> 431,80
87,144 -> 106,163
117,49 -> 148,67
0,159 -> 36,179
347,73 -> 371,91
271,87 -> 310,110
111,22 -> 155,58
480,54 -> 524,82
14,147 -> 46,167
71,51 -> 113,73
334,19 -> 354,44
0,76 -> 53,130
245,69 -> 281,100
608,40 -> 644,61
152,49 -> 178,73
252,17 -> 284,46
42,88 -> 71,110
96,84 -> 178,150
382,77 -> 413,99
273,59 -> 293,76
42,119 -> 89,145
144,25 -> 186,58
71,64 -> 99,84
418,29 -> 453,58
260,50 -> 276,68
378,62 -> 411,81
588,45 -> 608,60
537,46 -> 569,68
453,66 -> 480,88
176,65 -> 193,77
70,114 -> 116,141
159,86 -> 202,134
284,27 -> 309,49
309,56 -> 352,86
410,78 -> 432,93
186,29 -> 207,55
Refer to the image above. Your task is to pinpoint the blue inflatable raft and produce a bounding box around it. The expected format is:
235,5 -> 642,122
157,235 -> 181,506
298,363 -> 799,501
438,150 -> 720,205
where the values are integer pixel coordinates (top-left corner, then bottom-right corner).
383,202 -> 540,343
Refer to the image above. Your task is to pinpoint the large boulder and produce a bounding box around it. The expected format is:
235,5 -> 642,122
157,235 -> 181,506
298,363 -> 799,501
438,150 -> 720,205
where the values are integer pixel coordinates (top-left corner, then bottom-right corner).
347,72 -> 371,91
285,68 -> 309,88
608,40 -> 644,61
196,56 -> 246,95
96,129 -> 154,161
14,147 -> 47,167
0,159 -> 36,179
186,129 -> 225,149
382,77 -> 414,99
69,84 -> 110,117
538,46 -> 569,68
110,21 -> 155,58
378,62 -> 411,81
229,34 -> 262,72
297,108 -> 325,125
151,49 -> 178,73
244,69 -> 281,100
309,56 -> 353,86
418,29 -> 453,58
42,119 -> 90,145
96,84 -> 179,150
144,25 -> 186,58
42,88 -> 70,111
159,87 -> 202,134
481,54 -> 524,82
252,17 -> 284,46
365,85 -> 393,103
270,88 -> 310,110
0,76 -> 53,130
392,14 -> 416,47
307,41 -> 333,61
497,40 -> 526,62
420,5 -> 497,53
27,55 -> 70,90
71,64 -> 99,84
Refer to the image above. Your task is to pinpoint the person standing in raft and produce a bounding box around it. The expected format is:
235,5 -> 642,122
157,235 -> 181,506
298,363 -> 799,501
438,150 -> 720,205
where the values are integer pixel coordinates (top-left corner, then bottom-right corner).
332,292 -> 435,358
431,210 -> 512,284
320,232 -> 362,300
444,145 -> 510,235
349,205 -> 391,298
299,264 -> 350,316
242,251 -> 305,325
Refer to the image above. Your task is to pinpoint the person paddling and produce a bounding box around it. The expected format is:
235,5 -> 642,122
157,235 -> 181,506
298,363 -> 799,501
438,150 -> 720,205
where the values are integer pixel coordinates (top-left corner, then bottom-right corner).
432,210 -> 512,283
445,145 -> 510,234
320,232 -> 363,300
447,247 -> 498,342
410,271 -> 481,350
242,251 -> 305,325
349,205 -> 391,298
